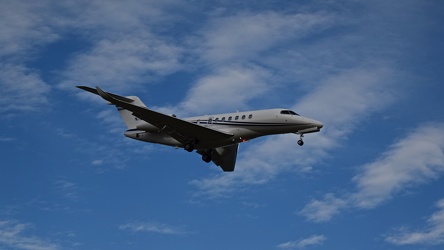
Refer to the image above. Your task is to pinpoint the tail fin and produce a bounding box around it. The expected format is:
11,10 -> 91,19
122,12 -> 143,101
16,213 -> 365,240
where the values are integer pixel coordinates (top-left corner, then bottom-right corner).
76,86 -> 147,129
116,96 -> 147,129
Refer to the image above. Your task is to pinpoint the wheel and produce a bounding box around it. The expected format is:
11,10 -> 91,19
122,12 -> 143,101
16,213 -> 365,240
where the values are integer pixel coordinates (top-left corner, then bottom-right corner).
297,139 -> 304,146
184,143 -> 194,152
202,154 -> 212,163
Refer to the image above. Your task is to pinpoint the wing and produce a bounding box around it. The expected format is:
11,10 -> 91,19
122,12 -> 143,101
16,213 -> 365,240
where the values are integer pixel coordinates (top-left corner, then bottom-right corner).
92,86 -> 233,146
197,144 -> 239,172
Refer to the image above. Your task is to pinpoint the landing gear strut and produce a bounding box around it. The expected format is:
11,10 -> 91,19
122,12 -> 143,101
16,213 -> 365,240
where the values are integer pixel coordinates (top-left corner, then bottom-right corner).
297,134 -> 304,146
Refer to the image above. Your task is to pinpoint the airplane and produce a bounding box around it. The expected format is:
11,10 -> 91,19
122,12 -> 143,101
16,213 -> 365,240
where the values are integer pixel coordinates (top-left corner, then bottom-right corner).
77,86 -> 324,172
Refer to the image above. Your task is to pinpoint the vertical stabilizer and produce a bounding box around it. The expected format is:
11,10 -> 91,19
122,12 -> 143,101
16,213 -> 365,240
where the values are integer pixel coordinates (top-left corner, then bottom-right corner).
116,96 -> 146,129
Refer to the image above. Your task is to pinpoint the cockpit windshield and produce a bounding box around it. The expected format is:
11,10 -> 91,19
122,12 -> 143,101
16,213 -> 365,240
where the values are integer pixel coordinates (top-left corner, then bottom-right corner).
280,110 -> 299,115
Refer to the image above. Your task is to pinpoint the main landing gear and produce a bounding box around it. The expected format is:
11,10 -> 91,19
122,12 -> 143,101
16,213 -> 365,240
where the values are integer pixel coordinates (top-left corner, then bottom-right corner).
184,143 -> 194,152
297,134 -> 304,146
183,139 -> 213,163
202,149 -> 213,163
184,138 -> 199,152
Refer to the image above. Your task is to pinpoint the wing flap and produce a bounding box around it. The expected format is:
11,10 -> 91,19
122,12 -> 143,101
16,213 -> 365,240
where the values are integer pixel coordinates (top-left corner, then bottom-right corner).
94,86 -> 233,145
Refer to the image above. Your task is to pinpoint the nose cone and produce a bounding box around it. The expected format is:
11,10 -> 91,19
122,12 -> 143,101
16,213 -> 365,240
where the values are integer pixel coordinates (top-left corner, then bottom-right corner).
306,118 -> 324,129
315,120 -> 324,129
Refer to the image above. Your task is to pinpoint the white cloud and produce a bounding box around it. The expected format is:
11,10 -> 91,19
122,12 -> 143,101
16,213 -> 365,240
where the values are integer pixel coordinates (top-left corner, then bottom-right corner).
55,0 -> 186,92
119,221 -> 185,235
1,0 -> 186,110
277,235 -> 326,249
386,198 -> 444,245
0,0 -> 59,58
0,1 -> 58,114
298,194 -> 347,223
198,12 -> 334,65
0,137 -> 14,142
0,64 -> 51,113
59,0 -> 178,34
351,123 -> 444,208
0,220 -> 60,250
59,35 -> 183,91
179,66 -> 271,115
299,123 -> 444,222
91,159 -> 103,166
52,179 -> 81,202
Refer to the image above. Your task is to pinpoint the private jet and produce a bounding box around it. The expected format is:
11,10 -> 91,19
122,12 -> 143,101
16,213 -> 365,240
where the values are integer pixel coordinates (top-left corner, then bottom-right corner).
77,86 -> 324,172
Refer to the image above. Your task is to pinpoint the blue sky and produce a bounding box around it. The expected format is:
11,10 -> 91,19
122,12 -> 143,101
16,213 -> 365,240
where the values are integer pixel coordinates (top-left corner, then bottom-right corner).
1,0 -> 444,249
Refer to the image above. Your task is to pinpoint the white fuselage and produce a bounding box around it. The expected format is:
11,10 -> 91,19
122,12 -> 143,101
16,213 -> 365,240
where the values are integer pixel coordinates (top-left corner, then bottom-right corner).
124,109 -> 323,150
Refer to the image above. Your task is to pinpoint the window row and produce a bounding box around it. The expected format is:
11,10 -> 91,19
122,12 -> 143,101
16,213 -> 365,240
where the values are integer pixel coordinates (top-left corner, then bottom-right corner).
209,114 -> 253,123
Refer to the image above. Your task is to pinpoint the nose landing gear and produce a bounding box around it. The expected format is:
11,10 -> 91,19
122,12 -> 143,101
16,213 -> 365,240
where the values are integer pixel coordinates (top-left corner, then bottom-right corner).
297,134 -> 304,146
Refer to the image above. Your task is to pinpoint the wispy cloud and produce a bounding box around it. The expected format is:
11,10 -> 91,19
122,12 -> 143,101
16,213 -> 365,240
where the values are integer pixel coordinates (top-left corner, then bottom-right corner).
0,220 -> 60,250
56,0 -> 186,92
0,1 -> 59,59
277,235 -> 326,249
351,123 -> 444,209
59,35 -> 183,91
0,0 -> 186,114
300,123 -> 444,222
386,198 -> 444,245
178,65 -> 271,115
197,11 -> 334,65
0,136 -> 14,142
119,221 -> 186,235
299,193 -> 347,223
0,64 -> 50,113
54,128 -> 130,171
52,179 -> 81,202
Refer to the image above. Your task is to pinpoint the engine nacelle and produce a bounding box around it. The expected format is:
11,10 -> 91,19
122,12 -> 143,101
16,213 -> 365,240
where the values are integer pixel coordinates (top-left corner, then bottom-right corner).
136,123 -> 159,132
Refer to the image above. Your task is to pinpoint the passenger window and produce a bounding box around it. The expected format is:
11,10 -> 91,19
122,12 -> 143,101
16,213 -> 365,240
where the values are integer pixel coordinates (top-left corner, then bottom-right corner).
208,118 -> 212,124
235,116 -> 239,120
248,114 -> 253,119
242,115 -> 246,120
215,118 -> 219,122
228,116 -> 232,121
222,117 -> 225,122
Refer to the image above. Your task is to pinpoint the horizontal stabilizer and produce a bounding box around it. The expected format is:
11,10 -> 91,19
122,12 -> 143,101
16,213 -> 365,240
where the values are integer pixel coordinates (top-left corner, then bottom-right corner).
76,86 -> 135,103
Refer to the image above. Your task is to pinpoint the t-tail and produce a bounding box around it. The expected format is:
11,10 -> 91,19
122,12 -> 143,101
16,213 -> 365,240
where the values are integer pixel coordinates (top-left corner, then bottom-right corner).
115,96 -> 147,129
76,86 -> 146,129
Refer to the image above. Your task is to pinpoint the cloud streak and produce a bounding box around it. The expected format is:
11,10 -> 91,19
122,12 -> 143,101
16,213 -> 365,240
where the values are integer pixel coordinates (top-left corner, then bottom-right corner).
300,123 -> 444,222
277,234 -> 326,249
119,221 -> 186,235
0,64 -> 51,113
197,11 -> 334,65
0,220 -> 59,250
386,198 -> 444,245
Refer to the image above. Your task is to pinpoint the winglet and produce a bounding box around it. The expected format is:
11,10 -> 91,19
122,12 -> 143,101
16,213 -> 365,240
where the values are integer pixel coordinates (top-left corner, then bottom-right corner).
96,86 -> 114,103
